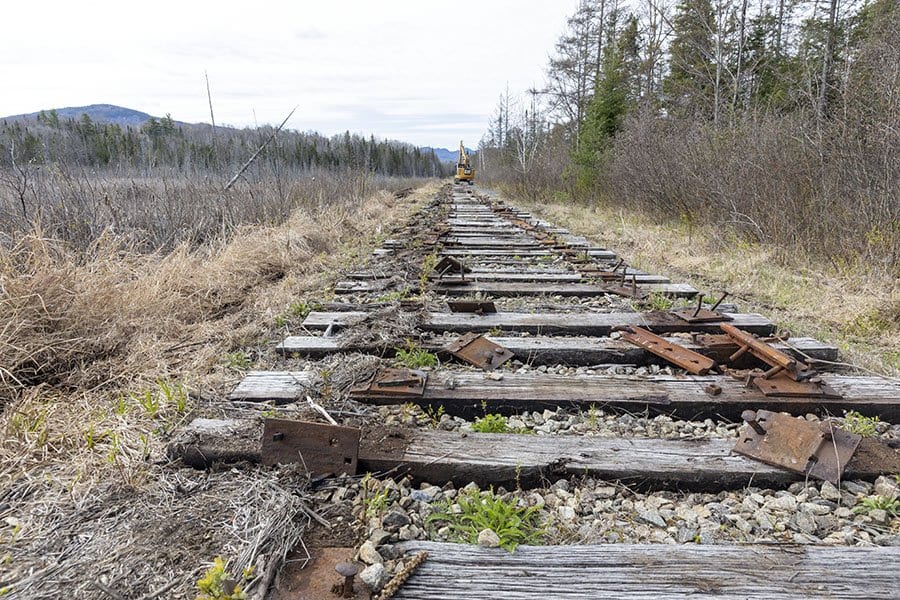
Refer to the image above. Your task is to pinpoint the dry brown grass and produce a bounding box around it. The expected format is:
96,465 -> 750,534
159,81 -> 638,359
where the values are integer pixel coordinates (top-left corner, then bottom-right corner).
516,196 -> 900,375
0,180 -> 438,598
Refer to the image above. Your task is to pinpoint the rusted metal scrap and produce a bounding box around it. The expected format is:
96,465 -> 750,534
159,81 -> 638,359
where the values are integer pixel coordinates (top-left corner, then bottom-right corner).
434,256 -> 471,278
734,410 -> 860,484
598,272 -> 648,300
721,323 -> 814,380
579,259 -> 625,281
261,418 -> 360,474
350,368 -> 428,398
447,300 -> 497,314
672,292 -> 732,323
444,332 -> 514,370
619,326 -> 718,375
721,323 -> 841,398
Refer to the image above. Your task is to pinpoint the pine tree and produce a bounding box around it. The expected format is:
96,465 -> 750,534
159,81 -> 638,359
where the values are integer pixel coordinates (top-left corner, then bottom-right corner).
573,15 -> 640,189
664,0 -> 717,119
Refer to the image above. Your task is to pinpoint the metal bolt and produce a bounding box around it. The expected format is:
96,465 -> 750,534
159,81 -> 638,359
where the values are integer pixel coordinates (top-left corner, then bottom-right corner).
710,291 -> 729,311
691,294 -> 704,318
334,561 -> 359,598
741,410 -> 767,435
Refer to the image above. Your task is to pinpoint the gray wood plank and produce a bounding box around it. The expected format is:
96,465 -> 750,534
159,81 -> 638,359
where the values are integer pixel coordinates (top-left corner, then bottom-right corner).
276,334 -> 838,366
440,248 -> 554,256
301,311 -> 776,336
357,371 -> 900,421
420,311 -> 773,335
359,429 -> 899,489
442,239 -> 543,248
227,371 -> 314,401
430,281 -> 690,297
230,369 -> 900,420
169,418 -> 899,488
391,541 -> 900,599
433,272 -> 586,283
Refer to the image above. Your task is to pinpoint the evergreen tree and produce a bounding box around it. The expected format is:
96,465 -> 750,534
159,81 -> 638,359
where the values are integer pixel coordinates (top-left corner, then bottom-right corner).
664,0 -> 717,119
573,15 -> 640,189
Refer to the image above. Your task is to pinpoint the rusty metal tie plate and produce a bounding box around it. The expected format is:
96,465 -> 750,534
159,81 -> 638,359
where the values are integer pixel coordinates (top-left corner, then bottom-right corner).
445,332 -> 514,371
602,283 -> 649,300
435,256 -> 469,276
620,326 -> 718,375
750,372 -> 842,398
807,423 -> 861,483
350,368 -> 427,398
447,300 -> 497,314
261,418 -> 360,475
722,323 -> 815,381
672,308 -> 733,323
733,410 -> 860,484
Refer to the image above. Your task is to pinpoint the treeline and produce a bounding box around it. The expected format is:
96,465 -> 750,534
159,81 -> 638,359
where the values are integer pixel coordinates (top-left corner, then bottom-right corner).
480,0 -> 898,271
0,112 -> 450,178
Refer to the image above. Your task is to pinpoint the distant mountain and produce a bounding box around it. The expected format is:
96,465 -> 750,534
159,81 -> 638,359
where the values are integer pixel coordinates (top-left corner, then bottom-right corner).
3,105 -> 459,158
3,104 -> 158,126
425,147 -> 474,164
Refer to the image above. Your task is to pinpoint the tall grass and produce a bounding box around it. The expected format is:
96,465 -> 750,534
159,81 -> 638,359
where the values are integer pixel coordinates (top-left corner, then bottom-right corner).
0,166 -> 425,252
0,169 -> 431,401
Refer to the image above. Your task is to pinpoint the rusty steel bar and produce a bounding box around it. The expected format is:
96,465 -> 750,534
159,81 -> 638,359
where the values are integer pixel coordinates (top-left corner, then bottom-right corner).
620,326 -> 718,375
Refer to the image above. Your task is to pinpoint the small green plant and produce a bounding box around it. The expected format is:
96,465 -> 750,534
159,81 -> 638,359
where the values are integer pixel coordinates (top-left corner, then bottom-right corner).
425,404 -> 445,428
196,556 -> 248,600
472,414 -> 511,433
586,404 -> 600,430
472,413 -> 531,434
394,340 -> 439,369
360,473 -> 391,520
133,389 -> 161,417
487,326 -> 502,337
854,495 -> 900,516
82,420 -> 106,450
113,395 -> 129,416
419,252 -> 440,294
376,289 -> 410,302
157,379 -> 189,414
428,487 -> 545,552
288,300 -> 322,319
645,292 -> 674,311
273,314 -> 287,328
224,351 -> 251,370
8,408 -> 48,446
842,411 -> 881,437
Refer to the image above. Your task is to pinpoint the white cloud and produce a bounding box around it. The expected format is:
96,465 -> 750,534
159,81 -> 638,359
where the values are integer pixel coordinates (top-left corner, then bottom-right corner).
1,0 -> 580,148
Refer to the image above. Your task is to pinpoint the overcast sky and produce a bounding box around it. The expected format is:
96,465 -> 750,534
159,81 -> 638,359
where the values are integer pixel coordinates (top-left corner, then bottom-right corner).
2,1 -> 580,148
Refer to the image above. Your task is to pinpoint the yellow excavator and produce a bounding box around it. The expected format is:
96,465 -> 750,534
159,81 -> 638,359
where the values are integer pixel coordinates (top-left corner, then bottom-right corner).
454,140 -> 475,185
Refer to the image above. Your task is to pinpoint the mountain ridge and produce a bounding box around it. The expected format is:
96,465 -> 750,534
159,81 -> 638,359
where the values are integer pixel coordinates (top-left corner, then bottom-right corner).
3,104 -> 469,158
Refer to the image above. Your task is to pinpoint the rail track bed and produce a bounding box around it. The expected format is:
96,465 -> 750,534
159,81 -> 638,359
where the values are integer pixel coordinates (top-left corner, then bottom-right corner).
173,185 -> 900,598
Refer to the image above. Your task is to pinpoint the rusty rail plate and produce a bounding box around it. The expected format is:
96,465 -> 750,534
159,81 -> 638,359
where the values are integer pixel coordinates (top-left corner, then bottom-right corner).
672,308 -> 733,323
620,326 -> 718,375
750,372 -> 842,398
733,410 -> 860,483
602,283 -> 649,300
447,301 -> 497,314
444,332 -> 514,371
723,323 -> 815,381
261,419 -> 360,474
350,368 -> 427,398
434,256 -> 469,276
